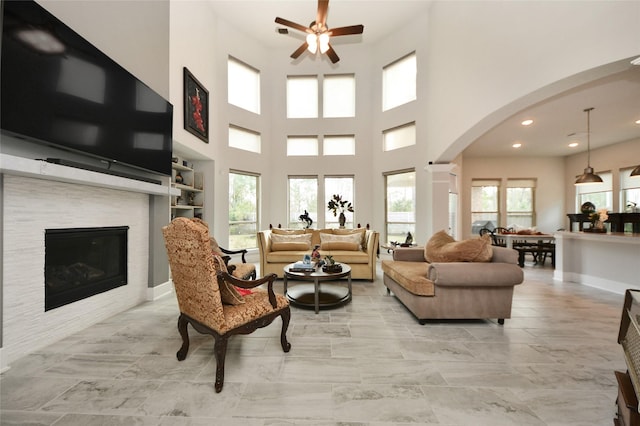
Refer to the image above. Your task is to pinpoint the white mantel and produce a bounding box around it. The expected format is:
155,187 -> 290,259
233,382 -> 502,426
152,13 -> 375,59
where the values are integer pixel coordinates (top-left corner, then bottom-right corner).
554,231 -> 640,295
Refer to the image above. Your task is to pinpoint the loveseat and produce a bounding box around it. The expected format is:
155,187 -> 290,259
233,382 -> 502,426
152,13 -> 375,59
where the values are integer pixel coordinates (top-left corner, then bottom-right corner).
381,231 -> 524,324
257,228 -> 379,280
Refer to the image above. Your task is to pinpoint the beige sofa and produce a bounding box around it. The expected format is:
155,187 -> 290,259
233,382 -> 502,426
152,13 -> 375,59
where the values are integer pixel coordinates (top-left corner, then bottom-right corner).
381,244 -> 524,324
257,228 -> 379,280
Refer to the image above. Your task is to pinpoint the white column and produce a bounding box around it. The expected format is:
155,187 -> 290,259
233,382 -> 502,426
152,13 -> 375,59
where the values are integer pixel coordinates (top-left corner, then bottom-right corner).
424,163 -> 456,238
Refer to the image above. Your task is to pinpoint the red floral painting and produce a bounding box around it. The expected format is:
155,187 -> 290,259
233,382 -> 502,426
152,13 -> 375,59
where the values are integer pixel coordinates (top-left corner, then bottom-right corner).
183,67 -> 208,143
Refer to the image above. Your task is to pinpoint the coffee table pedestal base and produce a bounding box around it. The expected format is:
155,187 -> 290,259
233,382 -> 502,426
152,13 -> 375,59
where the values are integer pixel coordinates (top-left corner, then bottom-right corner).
286,283 -> 351,312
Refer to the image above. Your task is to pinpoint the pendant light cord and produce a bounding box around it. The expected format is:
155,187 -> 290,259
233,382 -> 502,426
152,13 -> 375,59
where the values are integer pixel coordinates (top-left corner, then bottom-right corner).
584,107 -> 594,167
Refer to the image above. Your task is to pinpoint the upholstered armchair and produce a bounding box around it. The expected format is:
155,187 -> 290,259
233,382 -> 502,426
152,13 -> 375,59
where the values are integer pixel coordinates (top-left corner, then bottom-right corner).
162,217 -> 291,392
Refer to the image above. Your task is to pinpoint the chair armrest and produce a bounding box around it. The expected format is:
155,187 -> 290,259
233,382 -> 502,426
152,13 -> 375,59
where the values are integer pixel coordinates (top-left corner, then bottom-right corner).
427,262 -> 524,287
392,247 -> 425,262
220,246 -> 248,263
217,271 -> 279,308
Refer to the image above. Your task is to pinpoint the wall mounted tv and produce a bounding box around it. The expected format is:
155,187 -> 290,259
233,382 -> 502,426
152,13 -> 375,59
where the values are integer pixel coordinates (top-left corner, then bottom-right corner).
1,0 -> 173,176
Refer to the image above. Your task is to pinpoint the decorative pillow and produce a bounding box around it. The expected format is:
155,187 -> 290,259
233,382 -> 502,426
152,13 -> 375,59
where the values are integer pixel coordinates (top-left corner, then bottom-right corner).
332,228 -> 366,247
319,232 -> 362,250
271,228 -> 306,235
425,231 -> 492,263
320,241 -> 360,251
211,255 -> 245,305
270,233 -> 312,250
271,242 -> 311,251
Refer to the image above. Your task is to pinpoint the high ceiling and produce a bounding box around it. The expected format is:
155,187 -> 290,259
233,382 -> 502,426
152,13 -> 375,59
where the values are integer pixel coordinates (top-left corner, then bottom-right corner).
207,0 -> 640,159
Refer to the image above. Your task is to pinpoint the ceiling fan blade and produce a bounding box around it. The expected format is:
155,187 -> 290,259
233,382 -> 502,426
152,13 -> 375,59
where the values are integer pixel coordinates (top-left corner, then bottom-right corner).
329,24 -> 364,37
275,17 -> 311,33
326,44 -> 340,63
316,0 -> 329,27
291,42 -> 308,59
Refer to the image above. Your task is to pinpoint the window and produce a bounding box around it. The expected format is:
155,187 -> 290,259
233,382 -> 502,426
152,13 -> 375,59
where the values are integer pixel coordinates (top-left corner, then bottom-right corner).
383,122 -> 415,151
471,179 -> 499,233
384,170 -> 416,244
287,76 -> 318,118
288,176 -> 318,228
621,167 -> 640,231
449,173 -> 459,239
227,56 -> 260,114
228,171 -> 259,249
325,176 -> 354,228
323,135 -> 355,156
506,179 -> 536,229
382,52 -> 416,111
287,136 -> 318,156
323,74 -> 355,118
576,171 -> 612,212
228,125 -> 261,153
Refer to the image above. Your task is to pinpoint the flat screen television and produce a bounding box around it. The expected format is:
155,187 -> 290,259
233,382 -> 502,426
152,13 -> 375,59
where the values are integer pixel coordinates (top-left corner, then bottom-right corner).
1,0 -> 173,176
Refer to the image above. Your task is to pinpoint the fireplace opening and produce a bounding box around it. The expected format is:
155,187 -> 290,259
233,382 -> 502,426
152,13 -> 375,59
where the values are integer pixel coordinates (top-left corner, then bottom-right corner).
45,226 -> 128,311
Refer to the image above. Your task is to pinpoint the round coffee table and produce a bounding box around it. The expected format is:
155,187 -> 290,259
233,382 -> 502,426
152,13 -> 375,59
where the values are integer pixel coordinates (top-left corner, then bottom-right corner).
283,263 -> 352,314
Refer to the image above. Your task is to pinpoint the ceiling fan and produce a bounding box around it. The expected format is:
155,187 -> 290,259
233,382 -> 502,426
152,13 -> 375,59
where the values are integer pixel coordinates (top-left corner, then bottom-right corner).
275,0 -> 364,64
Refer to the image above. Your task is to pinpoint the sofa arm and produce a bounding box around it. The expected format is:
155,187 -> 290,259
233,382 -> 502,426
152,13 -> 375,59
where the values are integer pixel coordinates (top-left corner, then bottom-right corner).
427,262 -> 524,287
392,247 -> 425,262
491,246 -> 519,264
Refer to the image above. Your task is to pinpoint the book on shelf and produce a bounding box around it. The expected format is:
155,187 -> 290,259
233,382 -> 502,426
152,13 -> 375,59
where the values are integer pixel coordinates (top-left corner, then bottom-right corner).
290,261 -> 317,272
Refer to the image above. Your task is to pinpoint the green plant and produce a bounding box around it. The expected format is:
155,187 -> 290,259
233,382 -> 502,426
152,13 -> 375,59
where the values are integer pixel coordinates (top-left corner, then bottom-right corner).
327,194 -> 354,216
324,255 -> 335,265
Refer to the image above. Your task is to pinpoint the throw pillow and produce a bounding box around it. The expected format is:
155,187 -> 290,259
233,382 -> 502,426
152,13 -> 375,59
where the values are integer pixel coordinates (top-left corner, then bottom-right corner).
211,255 -> 245,305
425,231 -> 492,263
270,233 -> 312,250
424,230 -> 455,262
319,232 -> 362,250
332,228 -> 367,247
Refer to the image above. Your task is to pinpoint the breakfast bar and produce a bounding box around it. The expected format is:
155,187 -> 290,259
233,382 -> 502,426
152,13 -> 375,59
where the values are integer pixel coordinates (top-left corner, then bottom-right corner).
554,231 -> 640,294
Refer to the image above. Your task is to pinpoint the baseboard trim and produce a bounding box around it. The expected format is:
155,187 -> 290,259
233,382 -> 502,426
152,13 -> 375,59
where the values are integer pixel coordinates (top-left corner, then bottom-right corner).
147,280 -> 173,301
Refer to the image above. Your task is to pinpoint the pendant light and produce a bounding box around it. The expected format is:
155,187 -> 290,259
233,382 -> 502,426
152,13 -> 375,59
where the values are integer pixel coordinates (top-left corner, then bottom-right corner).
575,107 -> 603,185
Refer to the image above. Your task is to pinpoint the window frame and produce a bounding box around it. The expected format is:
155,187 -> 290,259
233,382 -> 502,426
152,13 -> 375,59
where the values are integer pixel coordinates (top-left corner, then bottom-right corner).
384,169 -> 416,244
228,170 -> 260,249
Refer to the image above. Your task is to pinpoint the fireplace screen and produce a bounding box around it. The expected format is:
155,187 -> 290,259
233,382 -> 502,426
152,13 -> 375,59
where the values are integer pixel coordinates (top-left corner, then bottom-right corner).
45,226 -> 128,311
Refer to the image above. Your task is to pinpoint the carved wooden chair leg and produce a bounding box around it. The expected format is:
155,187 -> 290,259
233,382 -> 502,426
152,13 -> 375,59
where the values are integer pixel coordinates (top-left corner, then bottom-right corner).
280,308 -> 292,352
213,335 -> 229,393
176,314 -> 190,361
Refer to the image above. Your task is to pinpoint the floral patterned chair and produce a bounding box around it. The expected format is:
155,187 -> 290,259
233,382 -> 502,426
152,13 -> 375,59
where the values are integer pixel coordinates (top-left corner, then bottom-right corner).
162,217 -> 291,392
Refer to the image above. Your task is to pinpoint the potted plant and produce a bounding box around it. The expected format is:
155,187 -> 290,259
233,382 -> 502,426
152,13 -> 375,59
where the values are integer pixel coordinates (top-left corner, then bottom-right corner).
327,194 -> 354,228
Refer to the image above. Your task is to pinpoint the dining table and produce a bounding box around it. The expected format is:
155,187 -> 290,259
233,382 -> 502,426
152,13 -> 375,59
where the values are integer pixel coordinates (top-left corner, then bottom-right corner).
496,233 -> 555,249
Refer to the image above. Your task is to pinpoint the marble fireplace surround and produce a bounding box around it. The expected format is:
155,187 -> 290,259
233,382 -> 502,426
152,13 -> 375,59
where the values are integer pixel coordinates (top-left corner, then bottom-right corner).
0,154 -> 175,371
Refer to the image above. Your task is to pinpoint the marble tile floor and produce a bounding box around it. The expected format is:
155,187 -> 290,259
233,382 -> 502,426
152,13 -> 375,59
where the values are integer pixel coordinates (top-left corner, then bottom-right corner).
0,261 -> 630,425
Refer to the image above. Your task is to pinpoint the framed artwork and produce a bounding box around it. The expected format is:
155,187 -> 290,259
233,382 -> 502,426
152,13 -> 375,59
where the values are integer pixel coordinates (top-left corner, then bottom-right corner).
183,67 -> 209,143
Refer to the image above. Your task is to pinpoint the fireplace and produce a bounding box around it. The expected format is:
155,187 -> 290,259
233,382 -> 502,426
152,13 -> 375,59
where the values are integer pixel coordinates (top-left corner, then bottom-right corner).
45,226 -> 128,311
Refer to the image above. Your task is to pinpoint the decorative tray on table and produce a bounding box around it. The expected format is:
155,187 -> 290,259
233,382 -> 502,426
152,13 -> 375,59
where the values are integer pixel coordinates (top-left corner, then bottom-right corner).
322,264 -> 342,273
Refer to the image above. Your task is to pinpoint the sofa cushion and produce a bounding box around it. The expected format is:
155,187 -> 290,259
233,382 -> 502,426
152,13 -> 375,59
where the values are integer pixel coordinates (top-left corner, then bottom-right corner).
320,241 -> 360,251
381,260 -> 434,296
425,230 -> 492,263
270,233 -> 312,251
319,232 -> 362,250
332,228 -> 367,247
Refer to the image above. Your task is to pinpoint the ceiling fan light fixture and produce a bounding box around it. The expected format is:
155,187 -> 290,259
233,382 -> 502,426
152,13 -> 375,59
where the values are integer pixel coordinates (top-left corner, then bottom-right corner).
574,107 -> 603,186
306,33 -> 318,54
318,33 -> 330,54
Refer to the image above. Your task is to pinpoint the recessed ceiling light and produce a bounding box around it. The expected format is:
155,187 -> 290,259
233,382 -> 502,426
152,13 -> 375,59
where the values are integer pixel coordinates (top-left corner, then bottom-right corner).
635,119 -> 640,125
569,142 -> 579,148
521,119 -> 533,126
512,143 -> 522,148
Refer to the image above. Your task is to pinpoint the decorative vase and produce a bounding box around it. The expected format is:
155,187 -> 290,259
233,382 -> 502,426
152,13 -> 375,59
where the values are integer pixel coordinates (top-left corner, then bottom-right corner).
339,212 -> 346,228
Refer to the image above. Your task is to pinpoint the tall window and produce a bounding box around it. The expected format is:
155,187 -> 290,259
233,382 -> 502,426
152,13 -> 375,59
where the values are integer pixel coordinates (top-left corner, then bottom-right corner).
385,170 -> 416,244
576,171 -> 612,212
382,52 -> 416,111
449,173 -> 459,239
229,171 -> 259,249
325,176 -> 354,228
506,179 -> 536,229
288,176 -> 318,228
323,74 -> 355,118
227,56 -> 260,114
383,122 -> 415,151
229,125 -> 261,153
471,179 -> 499,233
287,76 -> 318,118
